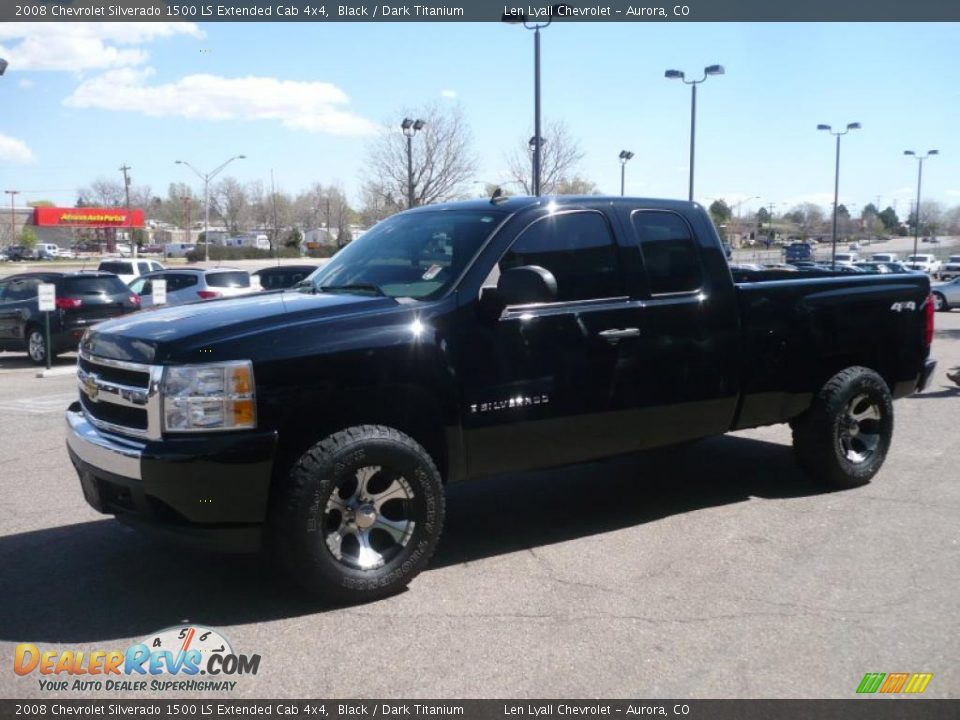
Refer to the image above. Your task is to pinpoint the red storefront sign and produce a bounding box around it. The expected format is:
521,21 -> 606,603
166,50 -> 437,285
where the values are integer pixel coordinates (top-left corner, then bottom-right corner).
33,207 -> 145,228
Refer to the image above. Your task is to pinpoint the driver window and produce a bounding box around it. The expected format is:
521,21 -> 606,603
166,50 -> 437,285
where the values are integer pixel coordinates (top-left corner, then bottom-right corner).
498,211 -> 623,302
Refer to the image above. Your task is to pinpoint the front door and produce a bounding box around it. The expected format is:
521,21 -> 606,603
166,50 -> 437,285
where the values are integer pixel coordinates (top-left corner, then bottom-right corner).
460,209 -> 650,477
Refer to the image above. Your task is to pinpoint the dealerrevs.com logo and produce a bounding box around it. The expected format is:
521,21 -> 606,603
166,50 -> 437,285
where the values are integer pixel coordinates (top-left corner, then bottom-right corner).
14,625 -> 261,692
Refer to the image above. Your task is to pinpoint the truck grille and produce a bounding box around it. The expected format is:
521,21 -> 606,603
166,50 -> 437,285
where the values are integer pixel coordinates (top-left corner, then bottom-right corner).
77,351 -> 163,440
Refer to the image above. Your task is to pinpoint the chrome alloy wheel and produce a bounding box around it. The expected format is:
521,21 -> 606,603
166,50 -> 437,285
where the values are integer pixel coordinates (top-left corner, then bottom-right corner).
838,394 -> 882,464
323,466 -> 416,570
28,331 -> 45,363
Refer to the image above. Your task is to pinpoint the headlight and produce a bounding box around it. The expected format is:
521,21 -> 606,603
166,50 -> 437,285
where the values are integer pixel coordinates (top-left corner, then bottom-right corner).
161,361 -> 256,433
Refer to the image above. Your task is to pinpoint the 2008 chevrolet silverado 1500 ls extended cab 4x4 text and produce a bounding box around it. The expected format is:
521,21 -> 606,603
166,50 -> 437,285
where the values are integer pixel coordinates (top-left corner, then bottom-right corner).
65,196 -> 937,601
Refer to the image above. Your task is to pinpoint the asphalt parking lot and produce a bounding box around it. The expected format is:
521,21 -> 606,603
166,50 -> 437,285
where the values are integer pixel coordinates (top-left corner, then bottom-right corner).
1,313 -> 958,700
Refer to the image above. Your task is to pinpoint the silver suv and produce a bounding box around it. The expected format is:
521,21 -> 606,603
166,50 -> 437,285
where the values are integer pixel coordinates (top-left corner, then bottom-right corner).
128,268 -> 259,308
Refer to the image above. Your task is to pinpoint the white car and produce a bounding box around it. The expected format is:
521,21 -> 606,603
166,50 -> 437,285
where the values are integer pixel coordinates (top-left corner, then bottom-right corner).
128,268 -> 260,308
904,254 -> 942,277
871,253 -> 899,263
931,277 -> 960,312
939,255 -> 960,281
97,259 -> 166,285
834,252 -> 858,263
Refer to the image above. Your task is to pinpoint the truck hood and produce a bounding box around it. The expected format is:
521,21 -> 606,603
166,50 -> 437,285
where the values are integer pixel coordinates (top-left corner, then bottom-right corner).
80,290 -> 397,364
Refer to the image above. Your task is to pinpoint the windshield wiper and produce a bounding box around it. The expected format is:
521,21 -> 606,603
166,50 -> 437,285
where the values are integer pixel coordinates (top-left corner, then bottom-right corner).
317,282 -> 385,296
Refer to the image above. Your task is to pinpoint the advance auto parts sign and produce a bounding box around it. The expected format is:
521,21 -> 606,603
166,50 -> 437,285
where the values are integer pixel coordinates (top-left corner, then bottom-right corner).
13,625 -> 261,693
33,207 -> 145,228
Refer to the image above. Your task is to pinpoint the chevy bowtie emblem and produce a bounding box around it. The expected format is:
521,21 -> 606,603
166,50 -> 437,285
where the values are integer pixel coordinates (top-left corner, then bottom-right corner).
83,374 -> 99,402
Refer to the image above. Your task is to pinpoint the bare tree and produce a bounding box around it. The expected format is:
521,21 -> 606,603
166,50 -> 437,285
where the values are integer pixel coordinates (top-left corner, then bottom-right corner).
505,121 -> 586,195
787,203 -> 827,239
211,177 -> 249,235
363,103 -> 477,210
77,178 -> 125,206
357,180 -> 404,227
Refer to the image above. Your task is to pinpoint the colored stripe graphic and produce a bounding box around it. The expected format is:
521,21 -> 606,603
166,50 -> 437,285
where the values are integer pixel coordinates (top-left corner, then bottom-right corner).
857,673 -> 885,693
903,673 -> 933,694
880,673 -> 910,693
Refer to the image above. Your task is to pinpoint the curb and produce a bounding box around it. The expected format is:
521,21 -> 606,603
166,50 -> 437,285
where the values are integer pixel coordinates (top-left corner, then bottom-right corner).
36,366 -> 76,378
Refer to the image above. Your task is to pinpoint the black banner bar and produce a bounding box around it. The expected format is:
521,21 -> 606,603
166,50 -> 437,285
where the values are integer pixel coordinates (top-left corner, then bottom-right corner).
1,0 -> 958,22
1,700 -> 958,720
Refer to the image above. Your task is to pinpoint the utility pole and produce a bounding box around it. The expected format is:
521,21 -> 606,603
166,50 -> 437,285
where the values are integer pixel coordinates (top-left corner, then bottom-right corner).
119,164 -> 136,259
4,190 -> 18,248
270,169 -> 279,260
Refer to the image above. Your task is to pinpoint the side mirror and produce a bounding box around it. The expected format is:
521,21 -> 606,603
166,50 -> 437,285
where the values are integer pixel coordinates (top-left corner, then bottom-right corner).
497,265 -> 558,306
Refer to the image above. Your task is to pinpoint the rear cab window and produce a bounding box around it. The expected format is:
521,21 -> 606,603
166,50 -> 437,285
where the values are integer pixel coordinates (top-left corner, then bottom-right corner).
630,210 -> 704,295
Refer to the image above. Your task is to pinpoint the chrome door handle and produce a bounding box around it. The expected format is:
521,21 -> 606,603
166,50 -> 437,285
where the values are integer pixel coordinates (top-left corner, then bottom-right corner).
598,328 -> 641,340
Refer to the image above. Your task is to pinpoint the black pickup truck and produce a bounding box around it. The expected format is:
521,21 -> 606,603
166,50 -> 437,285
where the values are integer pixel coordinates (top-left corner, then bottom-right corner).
66,197 -> 937,602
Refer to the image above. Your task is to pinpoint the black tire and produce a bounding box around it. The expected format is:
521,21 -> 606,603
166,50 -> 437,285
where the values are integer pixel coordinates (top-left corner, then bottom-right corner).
26,326 -> 52,366
791,367 -> 893,489
271,425 -> 445,603
932,292 -> 949,312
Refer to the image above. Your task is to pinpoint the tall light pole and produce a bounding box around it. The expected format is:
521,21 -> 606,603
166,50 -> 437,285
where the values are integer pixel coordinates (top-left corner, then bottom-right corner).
503,6 -> 568,197
618,151 -> 634,196
401,118 -> 426,209
817,122 -> 861,268
904,150 -> 938,259
4,190 -> 18,248
175,155 -> 246,262
665,64 -> 724,201
119,164 -> 135,259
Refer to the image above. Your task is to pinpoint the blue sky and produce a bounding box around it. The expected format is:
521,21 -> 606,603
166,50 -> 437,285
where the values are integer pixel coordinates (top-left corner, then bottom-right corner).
0,21 -> 957,218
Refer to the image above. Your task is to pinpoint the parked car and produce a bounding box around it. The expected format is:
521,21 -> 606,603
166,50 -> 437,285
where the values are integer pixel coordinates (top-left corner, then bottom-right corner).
834,252 -> 859,263
931,277 -> 960,312
4,245 -> 35,261
66,196 -> 936,603
128,267 -> 258,308
57,248 -> 77,260
784,242 -> 813,262
163,243 -> 196,258
939,255 -> 960,281
0,272 -> 140,364
871,253 -> 900,263
97,259 -> 166,285
36,243 -> 61,258
252,264 -> 320,290
883,262 -> 917,274
904,254 -> 942,277
848,242 -> 861,251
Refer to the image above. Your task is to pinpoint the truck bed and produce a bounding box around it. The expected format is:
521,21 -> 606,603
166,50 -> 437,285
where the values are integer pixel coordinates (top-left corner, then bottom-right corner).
730,271 -> 931,430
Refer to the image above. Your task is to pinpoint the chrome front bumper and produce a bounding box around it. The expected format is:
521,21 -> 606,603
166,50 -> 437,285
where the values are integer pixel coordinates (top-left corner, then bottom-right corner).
66,405 -> 144,480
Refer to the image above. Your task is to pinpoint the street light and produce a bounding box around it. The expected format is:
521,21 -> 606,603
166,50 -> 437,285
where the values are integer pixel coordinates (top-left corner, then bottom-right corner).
618,150 -> 634,196
665,64 -> 724,201
175,155 -> 246,262
502,5 -> 570,197
904,149 -> 939,259
0,58 -> 8,76
401,118 -> 426,209
4,190 -> 18,249
817,122 -> 861,267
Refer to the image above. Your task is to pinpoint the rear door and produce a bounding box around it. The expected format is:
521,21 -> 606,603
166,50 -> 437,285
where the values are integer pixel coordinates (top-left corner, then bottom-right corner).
612,208 -> 742,443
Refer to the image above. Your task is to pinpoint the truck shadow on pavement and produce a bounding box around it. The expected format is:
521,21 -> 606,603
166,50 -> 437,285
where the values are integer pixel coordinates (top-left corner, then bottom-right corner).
0,435 -> 830,643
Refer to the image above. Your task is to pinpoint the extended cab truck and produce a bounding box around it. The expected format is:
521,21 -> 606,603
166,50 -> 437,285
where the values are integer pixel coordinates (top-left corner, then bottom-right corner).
65,197 -> 937,602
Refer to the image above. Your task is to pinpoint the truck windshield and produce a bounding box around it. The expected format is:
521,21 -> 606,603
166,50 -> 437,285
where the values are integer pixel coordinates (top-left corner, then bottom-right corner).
307,210 -> 503,299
